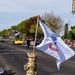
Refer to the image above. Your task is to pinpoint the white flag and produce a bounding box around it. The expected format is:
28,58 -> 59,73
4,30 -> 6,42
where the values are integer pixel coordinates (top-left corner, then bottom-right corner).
36,20 -> 75,70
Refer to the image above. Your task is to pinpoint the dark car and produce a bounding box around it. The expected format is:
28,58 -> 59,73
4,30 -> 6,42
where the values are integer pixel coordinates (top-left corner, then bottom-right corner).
0,39 -> 5,42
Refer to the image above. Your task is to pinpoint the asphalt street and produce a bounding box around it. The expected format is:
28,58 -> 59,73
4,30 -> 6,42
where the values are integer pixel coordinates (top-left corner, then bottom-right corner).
0,42 -> 75,75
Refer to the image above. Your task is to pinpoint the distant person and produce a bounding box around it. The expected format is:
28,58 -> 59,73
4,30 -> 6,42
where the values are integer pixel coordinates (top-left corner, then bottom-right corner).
27,38 -> 30,49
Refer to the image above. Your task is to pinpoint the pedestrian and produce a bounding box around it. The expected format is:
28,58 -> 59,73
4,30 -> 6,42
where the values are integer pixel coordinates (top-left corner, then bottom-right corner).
27,38 -> 30,48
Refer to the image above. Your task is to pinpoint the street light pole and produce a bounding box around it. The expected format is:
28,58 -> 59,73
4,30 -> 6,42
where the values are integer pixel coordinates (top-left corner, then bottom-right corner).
67,20 -> 70,39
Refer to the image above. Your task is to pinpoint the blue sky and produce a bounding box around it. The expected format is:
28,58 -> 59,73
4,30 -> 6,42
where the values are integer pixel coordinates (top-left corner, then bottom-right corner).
0,0 -> 75,31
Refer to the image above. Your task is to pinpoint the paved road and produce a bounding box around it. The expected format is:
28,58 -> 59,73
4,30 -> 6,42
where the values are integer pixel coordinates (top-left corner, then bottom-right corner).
0,42 -> 75,75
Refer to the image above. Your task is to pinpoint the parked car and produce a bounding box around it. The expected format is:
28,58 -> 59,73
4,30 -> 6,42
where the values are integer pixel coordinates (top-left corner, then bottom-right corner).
13,40 -> 23,45
0,39 -> 5,42
30,40 -> 41,46
13,36 -> 23,45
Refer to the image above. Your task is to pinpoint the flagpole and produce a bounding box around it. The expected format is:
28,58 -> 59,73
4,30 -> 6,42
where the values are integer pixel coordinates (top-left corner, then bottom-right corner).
24,16 -> 39,75
32,16 -> 39,53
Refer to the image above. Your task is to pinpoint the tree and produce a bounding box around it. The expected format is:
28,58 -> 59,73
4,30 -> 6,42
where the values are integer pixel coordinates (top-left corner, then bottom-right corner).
41,12 -> 64,34
23,16 -> 38,38
69,26 -> 75,40
0,29 -> 8,38
29,24 -> 44,39
64,25 -> 75,40
0,13 -> 64,39
64,23 -> 68,39
17,21 -> 26,35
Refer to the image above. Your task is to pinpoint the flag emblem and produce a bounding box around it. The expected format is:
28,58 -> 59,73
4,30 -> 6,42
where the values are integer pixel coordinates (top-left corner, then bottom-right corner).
49,43 -> 58,52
